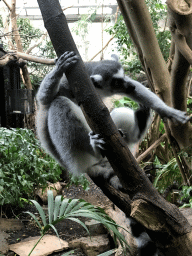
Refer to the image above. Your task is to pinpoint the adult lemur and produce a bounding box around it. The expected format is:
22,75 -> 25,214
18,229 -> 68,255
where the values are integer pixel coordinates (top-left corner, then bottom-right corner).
36,51 -> 188,256
36,51 -> 189,176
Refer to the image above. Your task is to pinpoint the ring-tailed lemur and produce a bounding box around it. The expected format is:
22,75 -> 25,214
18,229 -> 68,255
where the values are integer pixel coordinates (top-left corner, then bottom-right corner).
128,217 -> 161,256
36,51 -> 190,176
36,51 -> 186,256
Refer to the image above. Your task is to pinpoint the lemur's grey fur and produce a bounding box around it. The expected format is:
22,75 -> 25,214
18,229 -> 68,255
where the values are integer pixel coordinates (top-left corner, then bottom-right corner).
36,51 -> 189,176
36,51 -> 187,256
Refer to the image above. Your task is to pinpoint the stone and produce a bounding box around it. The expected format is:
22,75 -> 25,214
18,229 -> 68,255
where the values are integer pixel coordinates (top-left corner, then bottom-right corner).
0,218 -> 24,254
85,219 -> 107,236
0,218 -> 24,231
69,234 -> 111,256
0,230 -> 9,254
35,182 -> 62,204
9,235 -> 69,256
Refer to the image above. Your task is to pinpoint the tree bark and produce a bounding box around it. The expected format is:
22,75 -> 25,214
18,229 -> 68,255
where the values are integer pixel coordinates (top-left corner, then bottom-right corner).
167,0 -> 192,147
36,0 -> 192,254
117,0 -> 192,151
9,0 -> 32,90
117,0 -> 171,100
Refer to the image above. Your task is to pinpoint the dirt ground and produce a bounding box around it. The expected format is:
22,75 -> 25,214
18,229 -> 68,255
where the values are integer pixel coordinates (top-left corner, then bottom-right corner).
4,175 -> 113,256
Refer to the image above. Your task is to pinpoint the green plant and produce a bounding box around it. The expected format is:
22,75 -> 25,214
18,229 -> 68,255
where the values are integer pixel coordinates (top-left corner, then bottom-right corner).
67,173 -> 90,191
153,156 -> 183,194
62,249 -> 116,256
26,190 -> 129,256
107,0 -> 170,74
61,251 -> 75,256
180,186 -> 192,208
113,96 -> 139,110
187,97 -> 192,115
72,9 -> 97,60
17,18 -> 42,51
0,128 -> 62,206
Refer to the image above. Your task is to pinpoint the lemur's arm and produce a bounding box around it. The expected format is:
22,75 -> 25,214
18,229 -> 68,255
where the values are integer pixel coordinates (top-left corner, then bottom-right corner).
124,76 -> 190,124
36,51 -> 79,105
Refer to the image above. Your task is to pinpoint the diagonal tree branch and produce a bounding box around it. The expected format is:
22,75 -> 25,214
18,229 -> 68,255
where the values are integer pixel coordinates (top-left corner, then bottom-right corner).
2,0 -> 12,11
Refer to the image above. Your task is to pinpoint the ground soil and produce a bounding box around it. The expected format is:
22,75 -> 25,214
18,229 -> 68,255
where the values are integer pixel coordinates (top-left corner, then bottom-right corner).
4,175 -> 113,256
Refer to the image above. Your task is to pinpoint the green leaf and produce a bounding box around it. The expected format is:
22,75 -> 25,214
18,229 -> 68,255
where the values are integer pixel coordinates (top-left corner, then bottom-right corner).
25,211 -> 43,232
59,198 -> 70,217
48,223 -> 60,238
66,217 -> 89,235
30,200 -> 47,226
54,195 -> 62,221
48,190 -> 54,224
98,249 -> 116,256
65,199 -> 79,214
61,250 -> 75,256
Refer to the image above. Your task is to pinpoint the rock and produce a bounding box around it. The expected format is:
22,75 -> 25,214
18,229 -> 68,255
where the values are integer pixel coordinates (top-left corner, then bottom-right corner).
85,219 -> 107,236
0,218 -> 24,254
0,218 -> 24,231
9,235 -> 69,256
106,206 -> 137,256
35,182 -> 62,204
0,230 -> 9,254
69,234 -> 111,256
180,208 -> 192,226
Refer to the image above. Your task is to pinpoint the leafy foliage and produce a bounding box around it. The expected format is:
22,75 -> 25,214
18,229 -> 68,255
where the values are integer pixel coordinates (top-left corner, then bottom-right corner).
29,39 -> 56,91
107,0 -> 171,73
17,18 -> 42,51
180,186 -> 192,208
72,9 -> 97,60
187,97 -> 192,115
153,156 -> 183,194
67,173 -> 90,191
113,96 -> 139,110
26,190 -> 129,256
0,128 -> 62,206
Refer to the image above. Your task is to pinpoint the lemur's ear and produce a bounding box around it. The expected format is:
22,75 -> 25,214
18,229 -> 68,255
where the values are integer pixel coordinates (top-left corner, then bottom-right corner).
111,54 -> 119,62
90,74 -> 103,88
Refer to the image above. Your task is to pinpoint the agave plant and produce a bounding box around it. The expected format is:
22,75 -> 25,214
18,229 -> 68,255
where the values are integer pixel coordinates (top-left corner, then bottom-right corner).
26,190 -> 129,256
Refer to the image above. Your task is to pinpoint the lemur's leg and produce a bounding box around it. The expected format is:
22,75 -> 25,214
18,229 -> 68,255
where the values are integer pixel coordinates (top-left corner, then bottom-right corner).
134,105 -> 152,141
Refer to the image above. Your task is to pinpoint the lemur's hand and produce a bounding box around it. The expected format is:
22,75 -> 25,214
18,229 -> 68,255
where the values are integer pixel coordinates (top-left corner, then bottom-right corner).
55,51 -> 79,76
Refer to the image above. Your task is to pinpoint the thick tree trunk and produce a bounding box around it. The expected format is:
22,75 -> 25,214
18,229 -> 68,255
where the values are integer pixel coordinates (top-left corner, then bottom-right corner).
167,0 -> 192,147
36,0 -> 192,255
117,0 -> 171,101
117,0 -> 192,150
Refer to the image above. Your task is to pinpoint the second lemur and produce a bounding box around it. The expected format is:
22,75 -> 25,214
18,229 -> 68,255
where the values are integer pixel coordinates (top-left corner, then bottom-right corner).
36,51 -> 190,175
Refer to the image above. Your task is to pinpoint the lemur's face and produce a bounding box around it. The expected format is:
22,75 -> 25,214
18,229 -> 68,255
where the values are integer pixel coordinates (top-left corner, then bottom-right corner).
90,61 -> 126,93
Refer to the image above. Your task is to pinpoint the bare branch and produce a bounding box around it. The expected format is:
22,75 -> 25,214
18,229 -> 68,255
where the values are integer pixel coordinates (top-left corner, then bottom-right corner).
62,5 -> 74,12
26,34 -> 47,54
0,53 -> 16,66
16,51 -> 55,64
137,134 -> 167,164
2,0 -> 12,11
89,6 -> 119,61
170,27 -> 192,64
167,0 -> 192,15
89,36 -> 115,61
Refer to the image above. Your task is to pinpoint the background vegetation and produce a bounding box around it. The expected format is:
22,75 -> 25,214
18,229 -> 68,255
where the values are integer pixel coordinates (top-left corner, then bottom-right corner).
0,0 -> 191,209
